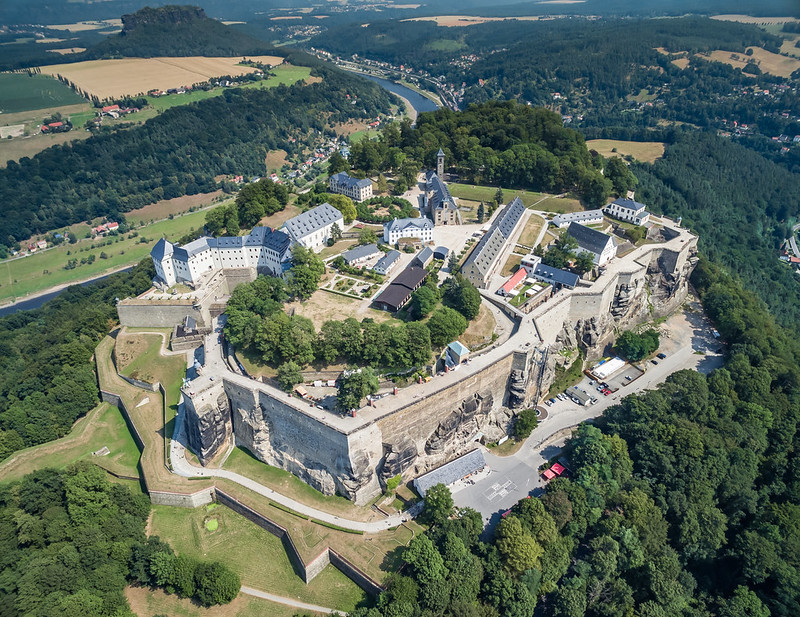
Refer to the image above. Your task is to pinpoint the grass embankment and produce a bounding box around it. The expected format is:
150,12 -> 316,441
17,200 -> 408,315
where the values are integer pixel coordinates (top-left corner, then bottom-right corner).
0,206 -> 213,306
547,351 -> 586,398
95,335 -> 202,493
126,585 -> 319,617
224,447 -> 380,522
460,303 -> 496,349
149,503 -> 367,612
116,331 -> 183,389
214,478 -> 419,584
0,402 -> 141,484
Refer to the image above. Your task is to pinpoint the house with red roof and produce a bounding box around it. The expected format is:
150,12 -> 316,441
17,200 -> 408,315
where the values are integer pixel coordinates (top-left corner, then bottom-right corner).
498,268 -> 527,296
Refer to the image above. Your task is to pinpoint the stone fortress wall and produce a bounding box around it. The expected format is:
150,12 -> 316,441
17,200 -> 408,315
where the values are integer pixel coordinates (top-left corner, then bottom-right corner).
162,222 -> 697,504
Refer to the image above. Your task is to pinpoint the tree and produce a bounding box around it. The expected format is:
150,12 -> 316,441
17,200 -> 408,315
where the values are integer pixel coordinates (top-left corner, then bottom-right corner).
477,201 -> 485,223
403,534 -> 448,585
515,408 -> 539,438
359,228 -> 378,245
327,193 -> 357,224
328,151 -> 349,175
448,253 -> 460,273
421,483 -> 454,525
336,367 -> 379,412
495,515 -> 543,576
604,156 -> 637,196
223,204 -> 239,235
573,253 -> 594,275
204,206 -> 227,236
377,173 -> 389,194
410,286 -> 437,319
614,329 -> 659,362
442,275 -> 481,320
288,245 -> 325,300
193,562 -> 241,607
329,222 -> 343,245
426,306 -> 468,348
494,186 -> 504,206
277,361 -> 303,391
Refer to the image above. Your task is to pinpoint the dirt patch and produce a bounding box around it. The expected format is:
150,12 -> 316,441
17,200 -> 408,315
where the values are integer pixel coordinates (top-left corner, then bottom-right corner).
265,149 -> 288,173
126,190 -> 224,224
38,56 -> 285,100
114,334 -> 151,374
671,57 -> 690,69
47,48 -> 87,55
259,204 -> 302,228
305,75 -> 323,85
501,253 -> 522,276
460,303 -> 496,349
331,118 -> 373,136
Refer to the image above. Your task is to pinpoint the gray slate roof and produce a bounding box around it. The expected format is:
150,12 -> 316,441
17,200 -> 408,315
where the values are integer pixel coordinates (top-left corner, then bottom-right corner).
552,209 -> 604,226
567,222 -> 613,255
151,238 -> 173,262
342,243 -> 381,263
462,198 -> 526,278
609,197 -> 647,213
437,148 -> 445,157
413,246 -> 433,266
374,250 -> 400,272
385,217 -> 433,234
426,172 -> 458,211
414,449 -> 486,497
173,237 -> 211,261
433,246 -> 449,260
330,171 -> 372,189
533,263 -> 580,288
283,203 -> 343,241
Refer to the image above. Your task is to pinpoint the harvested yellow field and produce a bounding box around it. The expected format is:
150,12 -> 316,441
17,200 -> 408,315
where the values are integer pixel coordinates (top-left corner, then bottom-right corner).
586,139 -> 665,164
711,15 -> 799,25
38,56 -> 285,99
702,48 -> 800,79
271,16 -> 303,21
672,57 -> 690,69
402,15 -> 542,27
47,19 -> 122,32
35,38 -> 65,43
47,48 -> 85,55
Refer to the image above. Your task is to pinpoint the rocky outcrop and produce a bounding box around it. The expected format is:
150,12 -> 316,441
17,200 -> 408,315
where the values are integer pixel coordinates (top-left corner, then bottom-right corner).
185,389 -> 231,464
425,392 -> 492,455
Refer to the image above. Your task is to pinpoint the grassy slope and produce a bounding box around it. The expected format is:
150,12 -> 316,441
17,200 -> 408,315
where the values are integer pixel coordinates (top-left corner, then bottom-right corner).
0,402 -> 140,483
149,503 -> 367,612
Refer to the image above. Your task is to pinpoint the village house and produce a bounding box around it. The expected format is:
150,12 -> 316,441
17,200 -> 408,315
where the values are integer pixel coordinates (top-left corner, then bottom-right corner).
373,250 -> 401,275
383,217 -> 434,245
551,210 -> 604,229
567,222 -> 617,267
342,243 -> 382,266
603,197 -> 651,226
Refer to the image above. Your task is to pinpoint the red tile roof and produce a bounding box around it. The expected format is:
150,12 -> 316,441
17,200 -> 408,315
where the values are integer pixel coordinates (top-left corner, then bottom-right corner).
551,463 -> 565,475
500,268 -> 527,294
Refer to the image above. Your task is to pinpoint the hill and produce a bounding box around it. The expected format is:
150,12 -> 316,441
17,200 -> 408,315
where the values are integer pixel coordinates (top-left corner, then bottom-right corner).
86,5 -> 278,58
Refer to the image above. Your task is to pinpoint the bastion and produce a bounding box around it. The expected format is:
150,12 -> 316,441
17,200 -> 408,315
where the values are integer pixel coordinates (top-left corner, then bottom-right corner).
127,219 -> 697,504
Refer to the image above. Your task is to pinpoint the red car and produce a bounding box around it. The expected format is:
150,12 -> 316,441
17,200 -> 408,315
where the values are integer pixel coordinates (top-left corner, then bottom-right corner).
603,389 -> 611,396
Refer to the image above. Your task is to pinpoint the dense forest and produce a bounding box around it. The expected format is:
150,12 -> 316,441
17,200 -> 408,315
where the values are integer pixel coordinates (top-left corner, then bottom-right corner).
348,102 -> 627,206
351,258 -> 800,617
0,464 -> 240,615
86,5 -> 280,59
0,60 -> 394,247
634,132 -> 800,327
0,260 -> 154,461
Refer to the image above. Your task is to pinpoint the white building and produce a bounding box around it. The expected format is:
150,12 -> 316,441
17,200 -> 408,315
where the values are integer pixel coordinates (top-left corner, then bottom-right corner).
567,222 -> 617,267
281,203 -> 344,252
552,210 -> 604,228
151,226 -> 292,288
329,172 -> 373,202
604,197 -> 651,226
383,217 -> 434,244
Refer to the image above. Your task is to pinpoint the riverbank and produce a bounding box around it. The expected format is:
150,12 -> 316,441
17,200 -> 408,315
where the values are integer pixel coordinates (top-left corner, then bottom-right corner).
342,69 -> 440,119
0,264 -> 135,316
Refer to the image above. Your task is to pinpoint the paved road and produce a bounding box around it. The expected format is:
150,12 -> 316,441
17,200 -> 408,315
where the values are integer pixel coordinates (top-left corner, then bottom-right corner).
240,585 -> 343,615
453,300 -> 724,523
169,318 -> 412,534
789,223 -> 800,258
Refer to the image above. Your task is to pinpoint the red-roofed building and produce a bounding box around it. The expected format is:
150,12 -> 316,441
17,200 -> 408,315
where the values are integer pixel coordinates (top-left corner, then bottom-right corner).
498,268 -> 527,296
542,469 -> 556,481
102,105 -> 120,113
107,221 -> 119,232
550,463 -> 565,476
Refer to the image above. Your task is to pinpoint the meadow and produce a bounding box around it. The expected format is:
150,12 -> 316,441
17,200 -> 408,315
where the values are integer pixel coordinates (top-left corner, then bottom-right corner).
0,73 -> 86,113
585,139 -> 666,164
149,503 -> 368,611
0,205 -> 212,305
38,55 -> 285,100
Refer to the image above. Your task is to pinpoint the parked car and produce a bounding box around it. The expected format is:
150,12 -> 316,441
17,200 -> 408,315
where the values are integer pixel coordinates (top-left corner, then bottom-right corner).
603,390 -> 610,396
657,352 -> 667,359
588,380 -> 595,386
549,398 -> 557,405
651,359 -> 658,365
545,400 -> 553,407
597,386 -> 604,392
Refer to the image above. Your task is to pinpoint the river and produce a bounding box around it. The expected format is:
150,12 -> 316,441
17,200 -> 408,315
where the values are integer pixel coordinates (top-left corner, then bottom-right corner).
354,73 -> 440,116
0,266 -> 134,318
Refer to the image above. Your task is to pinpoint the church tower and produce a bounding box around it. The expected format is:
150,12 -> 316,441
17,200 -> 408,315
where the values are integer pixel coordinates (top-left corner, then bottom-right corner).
436,148 -> 445,177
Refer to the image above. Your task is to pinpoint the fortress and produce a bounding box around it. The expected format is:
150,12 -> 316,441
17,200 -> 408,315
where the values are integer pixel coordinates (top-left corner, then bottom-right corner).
135,219 -> 699,505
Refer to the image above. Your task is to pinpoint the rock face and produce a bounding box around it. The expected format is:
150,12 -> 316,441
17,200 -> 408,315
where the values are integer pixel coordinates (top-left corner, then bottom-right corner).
184,387 -> 231,464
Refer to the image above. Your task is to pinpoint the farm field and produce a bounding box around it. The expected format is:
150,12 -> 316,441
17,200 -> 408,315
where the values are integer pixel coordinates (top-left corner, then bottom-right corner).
0,129 -> 91,167
47,19 -> 122,32
38,55 -> 285,100
149,503 -> 367,612
126,190 -> 226,225
126,586 -> 321,617
702,48 -> 800,79
0,402 -> 140,484
0,73 -> 86,113
0,205 -> 211,306
402,15 -> 541,26
586,139 -> 666,164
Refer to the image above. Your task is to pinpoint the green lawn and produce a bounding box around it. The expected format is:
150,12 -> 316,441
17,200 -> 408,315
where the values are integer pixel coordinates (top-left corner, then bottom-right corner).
0,207 -> 210,305
448,183 -> 550,208
149,503 -> 367,612
548,351 -> 586,398
144,65 -> 313,114
0,402 -> 141,484
350,128 -> 380,143
223,447 -> 378,520
0,73 -> 86,114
